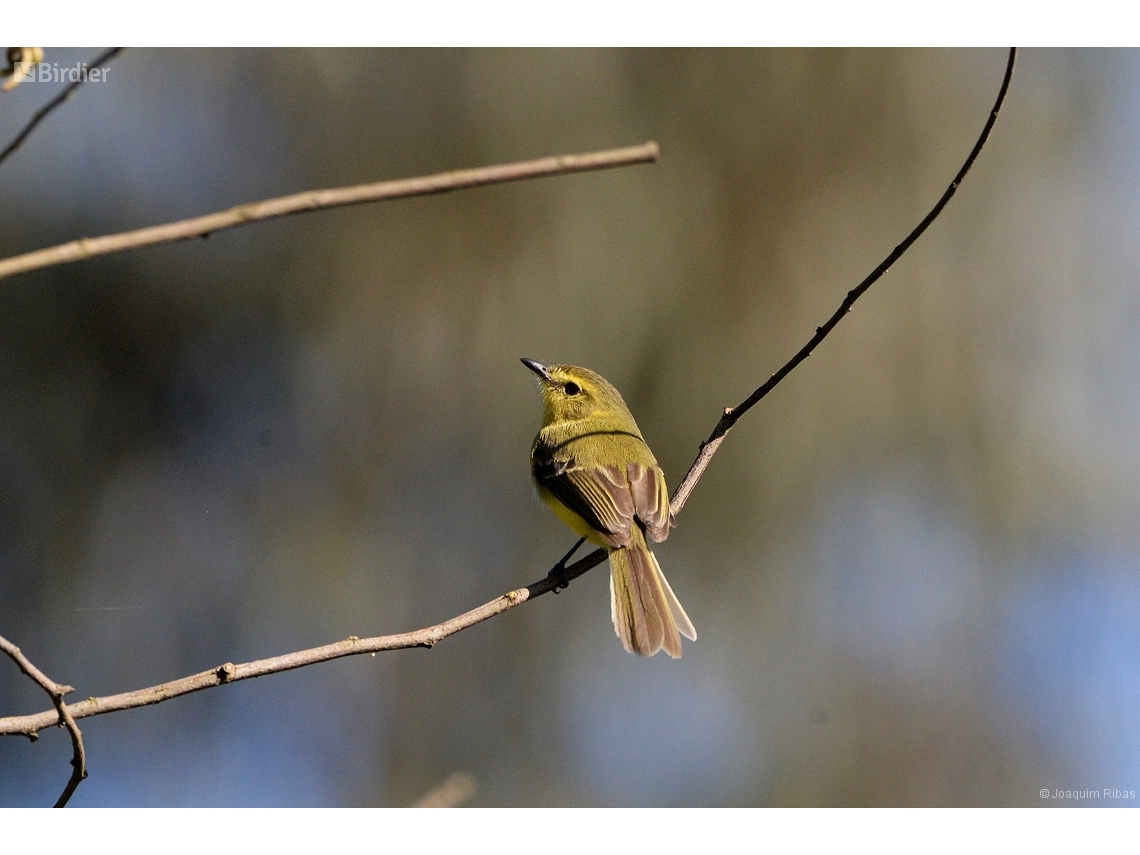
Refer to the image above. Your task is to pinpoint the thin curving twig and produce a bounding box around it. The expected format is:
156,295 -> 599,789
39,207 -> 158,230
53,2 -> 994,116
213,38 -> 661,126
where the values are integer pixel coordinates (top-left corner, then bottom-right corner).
0,141 -> 660,282
666,46 -> 1018,518
0,47 -> 123,170
0,634 -> 87,807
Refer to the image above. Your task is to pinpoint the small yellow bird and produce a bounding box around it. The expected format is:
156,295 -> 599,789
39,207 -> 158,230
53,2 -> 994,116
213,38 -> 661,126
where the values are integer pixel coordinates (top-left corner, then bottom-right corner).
522,358 -> 696,658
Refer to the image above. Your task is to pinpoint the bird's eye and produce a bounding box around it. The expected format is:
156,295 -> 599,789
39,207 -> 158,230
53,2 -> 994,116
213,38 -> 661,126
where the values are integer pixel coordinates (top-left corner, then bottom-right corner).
564,382 -> 580,396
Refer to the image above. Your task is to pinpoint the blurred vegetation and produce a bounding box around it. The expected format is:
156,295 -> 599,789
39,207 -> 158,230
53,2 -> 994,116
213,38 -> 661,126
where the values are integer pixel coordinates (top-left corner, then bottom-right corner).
1,48 -> 1138,806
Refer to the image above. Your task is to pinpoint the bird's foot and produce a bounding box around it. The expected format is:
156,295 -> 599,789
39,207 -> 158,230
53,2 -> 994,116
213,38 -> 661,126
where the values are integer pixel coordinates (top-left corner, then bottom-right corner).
548,537 -> 586,593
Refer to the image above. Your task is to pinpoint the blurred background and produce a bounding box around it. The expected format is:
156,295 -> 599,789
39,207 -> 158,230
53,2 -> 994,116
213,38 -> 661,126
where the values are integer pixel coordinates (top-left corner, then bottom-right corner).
0,48 -> 1137,807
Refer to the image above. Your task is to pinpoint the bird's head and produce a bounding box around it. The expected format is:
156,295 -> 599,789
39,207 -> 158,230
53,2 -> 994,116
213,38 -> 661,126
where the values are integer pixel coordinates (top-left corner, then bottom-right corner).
520,358 -> 633,427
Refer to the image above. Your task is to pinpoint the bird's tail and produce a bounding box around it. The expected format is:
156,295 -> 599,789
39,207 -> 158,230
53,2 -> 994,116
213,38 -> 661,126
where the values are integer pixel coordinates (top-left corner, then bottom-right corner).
609,528 -> 696,658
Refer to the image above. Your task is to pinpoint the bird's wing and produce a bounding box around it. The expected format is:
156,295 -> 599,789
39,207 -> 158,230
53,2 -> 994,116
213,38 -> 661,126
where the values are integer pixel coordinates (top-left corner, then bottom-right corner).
534,456 -> 635,548
626,462 -> 672,543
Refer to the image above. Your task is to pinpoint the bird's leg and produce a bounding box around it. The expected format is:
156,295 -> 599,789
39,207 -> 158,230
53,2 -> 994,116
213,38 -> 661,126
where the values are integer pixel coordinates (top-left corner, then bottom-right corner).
548,537 -> 586,593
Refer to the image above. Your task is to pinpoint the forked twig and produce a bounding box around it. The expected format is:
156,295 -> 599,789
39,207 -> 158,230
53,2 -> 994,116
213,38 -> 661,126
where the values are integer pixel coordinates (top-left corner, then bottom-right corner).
0,635 -> 87,807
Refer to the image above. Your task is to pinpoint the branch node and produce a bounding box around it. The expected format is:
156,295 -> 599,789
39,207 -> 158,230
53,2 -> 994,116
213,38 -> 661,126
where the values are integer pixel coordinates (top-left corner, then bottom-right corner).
216,662 -> 237,682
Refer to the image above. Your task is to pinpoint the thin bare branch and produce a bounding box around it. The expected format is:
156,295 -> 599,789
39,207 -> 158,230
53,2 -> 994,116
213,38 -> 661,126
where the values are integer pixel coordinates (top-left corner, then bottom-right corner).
0,47 -> 123,169
0,588 -> 531,736
0,634 -> 73,697
0,141 -> 660,282
50,700 -> 86,808
0,634 -> 87,807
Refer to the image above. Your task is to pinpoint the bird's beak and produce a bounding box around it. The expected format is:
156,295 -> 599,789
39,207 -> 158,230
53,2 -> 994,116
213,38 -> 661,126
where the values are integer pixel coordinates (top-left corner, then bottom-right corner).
520,358 -> 552,382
